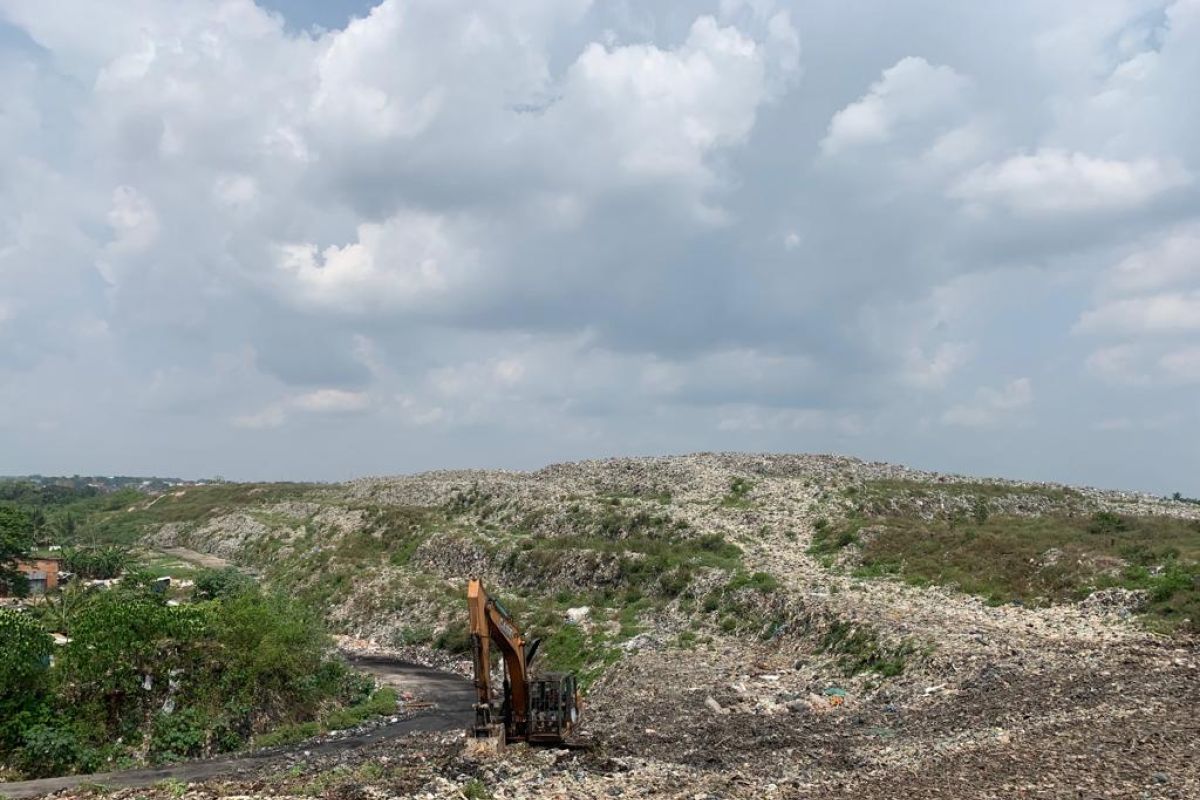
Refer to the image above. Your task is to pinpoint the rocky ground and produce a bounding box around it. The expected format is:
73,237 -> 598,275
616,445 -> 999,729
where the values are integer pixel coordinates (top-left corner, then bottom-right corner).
32,453 -> 1200,799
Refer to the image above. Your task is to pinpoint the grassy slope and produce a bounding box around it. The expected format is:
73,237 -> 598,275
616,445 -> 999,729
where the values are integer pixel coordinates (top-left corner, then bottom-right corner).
85,484 -> 774,687
813,479 -> 1200,632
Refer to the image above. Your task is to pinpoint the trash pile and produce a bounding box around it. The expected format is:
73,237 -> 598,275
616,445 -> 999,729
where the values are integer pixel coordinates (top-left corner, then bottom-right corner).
26,453 -> 1200,800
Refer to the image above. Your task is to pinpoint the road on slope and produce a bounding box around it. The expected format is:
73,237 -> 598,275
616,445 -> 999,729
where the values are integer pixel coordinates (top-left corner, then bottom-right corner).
0,655 -> 474,800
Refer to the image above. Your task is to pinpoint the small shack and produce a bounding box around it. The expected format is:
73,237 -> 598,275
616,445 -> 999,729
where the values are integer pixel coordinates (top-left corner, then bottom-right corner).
1,557 -> 63,596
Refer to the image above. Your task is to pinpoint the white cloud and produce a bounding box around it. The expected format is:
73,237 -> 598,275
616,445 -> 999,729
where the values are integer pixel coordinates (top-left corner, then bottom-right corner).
942,378 -> 1032,427
1076,291 -> 1200,336
562,15 -> 795,194
235,388 -> 372,428
292,388 -> 371,413
1160,346 -> 1200,384
1086,344 -> 1150,386
273,211 -> 476,314
902,342 -> 972,390
716,405 -> 864,435
952,149 -> 1190,215
821,56 -> 968,155
1106,225 -> 1200,293
233,405 -> 286,430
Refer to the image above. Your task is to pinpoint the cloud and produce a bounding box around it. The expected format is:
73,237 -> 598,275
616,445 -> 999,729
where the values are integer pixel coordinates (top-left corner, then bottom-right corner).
901,342 -> 973,390
1159,346 -> 1200,384
1105,225 -> 1200,293
272,211 -> 477,315
234,388 -> 371,429
292,389 -> 372,413
1,1 -> 1199,493
821,56 -> 969,155
1086,345 -> 1150,386
942,378 -> 1033,428
715,405 -> 864,436
559,13 -> 798,204
951,150 -> 1190,215
233,405 -> 287,430
1076,291 -> 1200,336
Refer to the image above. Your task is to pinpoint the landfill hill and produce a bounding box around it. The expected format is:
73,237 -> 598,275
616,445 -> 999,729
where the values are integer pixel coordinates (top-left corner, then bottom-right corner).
58,453 -> 1200,798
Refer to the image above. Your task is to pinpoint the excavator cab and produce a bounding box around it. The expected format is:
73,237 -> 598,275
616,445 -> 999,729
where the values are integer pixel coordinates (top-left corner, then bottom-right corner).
528,672 -> 579,744
466,578 -> 582,747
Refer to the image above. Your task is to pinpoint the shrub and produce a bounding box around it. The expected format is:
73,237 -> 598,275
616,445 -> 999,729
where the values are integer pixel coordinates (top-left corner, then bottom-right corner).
149,708 -> 211,762
819,620 -> 913,677
0,609 -> 52,695
721,478 -> 754,508
1087,511 -> 1129,535
0,609 -> 53,755
434,621 -> 472,654
61,546 -> 130,579
192,567 -> 255,600
16,720 -> 101,777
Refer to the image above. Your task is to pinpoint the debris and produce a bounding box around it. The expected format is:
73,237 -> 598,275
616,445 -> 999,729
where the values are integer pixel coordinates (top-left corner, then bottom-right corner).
704,696 -> 729,715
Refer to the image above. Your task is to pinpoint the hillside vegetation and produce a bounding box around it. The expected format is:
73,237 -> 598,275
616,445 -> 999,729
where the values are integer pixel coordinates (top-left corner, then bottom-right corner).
0,581 -> 384,779
811,478 -> 1200,631
5,455 -> 1199,797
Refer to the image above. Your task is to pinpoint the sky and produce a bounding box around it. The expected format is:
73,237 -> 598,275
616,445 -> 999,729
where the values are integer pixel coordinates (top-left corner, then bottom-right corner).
0,0 -> 1197,491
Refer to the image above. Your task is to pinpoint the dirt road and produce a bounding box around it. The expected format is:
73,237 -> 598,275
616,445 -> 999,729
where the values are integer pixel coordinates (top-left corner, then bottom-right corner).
0,656 -> 474,800
157,546 -> 232,569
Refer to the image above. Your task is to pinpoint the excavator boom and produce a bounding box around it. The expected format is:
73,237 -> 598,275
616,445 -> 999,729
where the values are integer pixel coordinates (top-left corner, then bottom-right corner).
465,578 -> 580,745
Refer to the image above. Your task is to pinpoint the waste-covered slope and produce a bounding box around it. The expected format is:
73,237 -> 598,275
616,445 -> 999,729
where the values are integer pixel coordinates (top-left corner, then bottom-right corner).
74,452 -> 1200,799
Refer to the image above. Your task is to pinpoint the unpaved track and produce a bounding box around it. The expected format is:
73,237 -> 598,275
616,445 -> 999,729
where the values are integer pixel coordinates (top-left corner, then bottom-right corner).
157,546 -> 232,569
0,656 -> 473,800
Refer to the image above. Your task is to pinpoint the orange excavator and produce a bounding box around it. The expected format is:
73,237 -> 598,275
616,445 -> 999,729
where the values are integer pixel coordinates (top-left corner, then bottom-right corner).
466,578 -> 581,746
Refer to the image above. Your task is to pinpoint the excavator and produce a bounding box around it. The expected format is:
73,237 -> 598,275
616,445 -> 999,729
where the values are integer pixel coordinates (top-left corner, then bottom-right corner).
466,578 -> 581,746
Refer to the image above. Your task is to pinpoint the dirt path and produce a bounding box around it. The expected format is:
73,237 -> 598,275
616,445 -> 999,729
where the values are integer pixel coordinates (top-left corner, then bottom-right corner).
0,656 -> 473,800
157,546 -> 232,570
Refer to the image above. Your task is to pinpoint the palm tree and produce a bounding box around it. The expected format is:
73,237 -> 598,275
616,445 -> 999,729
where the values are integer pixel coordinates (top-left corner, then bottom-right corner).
30,508 -> 47,546
39,582 -> 87,636
52,512 -> 78,544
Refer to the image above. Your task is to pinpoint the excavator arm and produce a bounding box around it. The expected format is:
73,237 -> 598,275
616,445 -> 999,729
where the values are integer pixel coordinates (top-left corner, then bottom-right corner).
467,578 -> 538,738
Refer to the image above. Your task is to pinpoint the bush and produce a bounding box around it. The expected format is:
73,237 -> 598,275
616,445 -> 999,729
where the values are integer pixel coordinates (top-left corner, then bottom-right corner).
211,590 -> 336,713
0,610 -> 53,755
251,721 -> 319,749
0,609 -> 52,695
192,567 -> 255,600
16,720 -> 101,777
434,621 -> 472,654
61,546 -> 130,579
149,708 -> 211,762
0,585 -> 359,778
1087,511 -> 1129,535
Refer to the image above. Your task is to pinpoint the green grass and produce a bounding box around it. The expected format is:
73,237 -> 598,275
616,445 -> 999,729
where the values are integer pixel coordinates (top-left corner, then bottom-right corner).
250,688 -> 398,748
250,721 -> 320,749
720,477 -> 754,509
855,478 -> 1083,503
540,623 -> 624,690
82,483 -> 322,545
814,507 -> 1200,632
818,620 -> 914,676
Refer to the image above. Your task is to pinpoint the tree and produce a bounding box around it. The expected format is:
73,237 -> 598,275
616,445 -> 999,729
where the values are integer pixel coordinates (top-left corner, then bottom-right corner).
0,608 -> 53,752
0,505 -> 34,597
30,509 -> 47,546
51,513 -> 78,543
